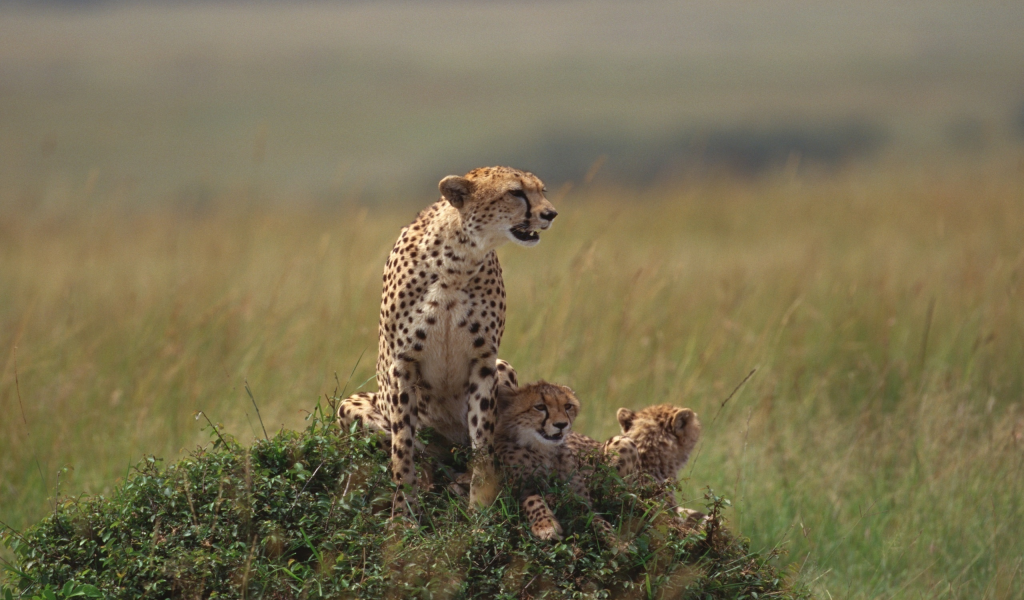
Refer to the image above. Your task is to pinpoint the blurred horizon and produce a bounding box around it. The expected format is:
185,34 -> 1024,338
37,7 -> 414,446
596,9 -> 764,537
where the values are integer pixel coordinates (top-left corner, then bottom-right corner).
2,0 -> 1024,205
4,4 -> 1024,597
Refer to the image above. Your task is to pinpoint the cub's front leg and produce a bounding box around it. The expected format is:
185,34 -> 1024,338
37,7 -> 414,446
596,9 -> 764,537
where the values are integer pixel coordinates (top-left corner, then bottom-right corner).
466,353 -> 500,508
568,465 -> 623,549
521,493 -> 563,540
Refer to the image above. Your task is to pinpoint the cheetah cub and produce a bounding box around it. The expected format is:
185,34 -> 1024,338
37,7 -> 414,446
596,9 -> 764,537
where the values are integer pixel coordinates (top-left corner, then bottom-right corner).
617,404 -> 706,526
616,405 -> 701,483
495,381 -> 616,542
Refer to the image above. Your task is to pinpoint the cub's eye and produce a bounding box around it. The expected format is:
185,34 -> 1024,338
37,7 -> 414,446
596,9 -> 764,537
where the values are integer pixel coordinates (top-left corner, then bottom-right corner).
533,404 -> 546,412
509,189 -> 528,199
564,404 -> 574,412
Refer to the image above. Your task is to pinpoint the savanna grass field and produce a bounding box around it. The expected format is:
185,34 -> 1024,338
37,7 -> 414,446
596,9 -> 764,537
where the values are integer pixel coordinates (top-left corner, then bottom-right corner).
3,2 -> 1024,599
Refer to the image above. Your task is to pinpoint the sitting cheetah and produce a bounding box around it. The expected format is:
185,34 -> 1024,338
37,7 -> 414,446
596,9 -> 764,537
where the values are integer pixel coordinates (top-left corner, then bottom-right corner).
342,167 -> 557,518
494,381 -> 616,542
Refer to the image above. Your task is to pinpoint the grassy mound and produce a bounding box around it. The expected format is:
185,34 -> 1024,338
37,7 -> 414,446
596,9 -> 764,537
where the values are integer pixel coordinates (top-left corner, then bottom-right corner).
1,407 -> 807,599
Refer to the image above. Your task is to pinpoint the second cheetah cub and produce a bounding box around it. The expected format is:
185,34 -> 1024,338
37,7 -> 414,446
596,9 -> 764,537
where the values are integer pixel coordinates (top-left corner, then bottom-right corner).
495,381 -> 616,542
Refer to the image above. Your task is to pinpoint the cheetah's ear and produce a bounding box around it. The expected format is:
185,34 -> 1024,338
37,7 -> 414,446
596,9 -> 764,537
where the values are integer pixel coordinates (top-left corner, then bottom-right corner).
673,408 -> 695,432
495,384 -> 517,412
617,408 -> 635,433
439,175 -> 474,209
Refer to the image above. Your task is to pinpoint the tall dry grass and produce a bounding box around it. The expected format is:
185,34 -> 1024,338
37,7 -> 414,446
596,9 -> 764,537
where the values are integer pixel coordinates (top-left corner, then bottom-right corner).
2,158 -> 1023,598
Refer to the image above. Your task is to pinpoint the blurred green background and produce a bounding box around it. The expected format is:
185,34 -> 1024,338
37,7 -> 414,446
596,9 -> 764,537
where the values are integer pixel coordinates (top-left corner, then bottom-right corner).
2,2 -> 1024,599
3,0 -> 1023,202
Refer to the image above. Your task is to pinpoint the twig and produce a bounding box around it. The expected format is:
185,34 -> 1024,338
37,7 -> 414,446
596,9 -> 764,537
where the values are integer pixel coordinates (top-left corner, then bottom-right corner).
323,470 -> 348,524
12,344 -> 48,493
918,296 -> 935,387
687,368 -> 758,473
290,460 -> 325,510
241,534 -> 258,600
733,407 -> 754,508
244,380 -> 269,441
54,468 -> 63,520
0,518 -> 28,542
182,476 -> 199,527
196,411 -> 230,448
14,345 -> 27,426
337,348 -> 368,402
711,368 -> 757,425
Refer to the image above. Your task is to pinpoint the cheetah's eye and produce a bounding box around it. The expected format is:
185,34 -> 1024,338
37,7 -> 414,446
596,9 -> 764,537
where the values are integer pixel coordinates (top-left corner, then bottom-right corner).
533,404 -> 546,412
509,189 -> 528,200
564,404 -> 574,412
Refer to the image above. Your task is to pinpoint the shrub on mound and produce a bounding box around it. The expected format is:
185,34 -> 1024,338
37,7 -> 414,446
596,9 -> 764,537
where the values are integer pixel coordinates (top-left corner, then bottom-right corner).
1,407 -> 808,599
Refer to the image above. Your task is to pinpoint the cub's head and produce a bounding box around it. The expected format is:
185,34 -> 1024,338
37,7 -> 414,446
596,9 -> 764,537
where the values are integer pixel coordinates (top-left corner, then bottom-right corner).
617,405 -> 701,483
438,166 -> 557,249
497,381 -> 580,448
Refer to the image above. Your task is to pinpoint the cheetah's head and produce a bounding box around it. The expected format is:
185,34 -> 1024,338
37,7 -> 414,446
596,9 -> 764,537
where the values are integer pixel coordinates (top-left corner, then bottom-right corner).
497,381 -> 580,448
617,404 -> 701,483
439,166 -> 557,249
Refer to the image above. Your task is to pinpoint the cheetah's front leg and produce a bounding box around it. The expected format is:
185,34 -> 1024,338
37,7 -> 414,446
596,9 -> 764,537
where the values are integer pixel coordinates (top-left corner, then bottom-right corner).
466,354 -> 500,508
383,362 -> 421,519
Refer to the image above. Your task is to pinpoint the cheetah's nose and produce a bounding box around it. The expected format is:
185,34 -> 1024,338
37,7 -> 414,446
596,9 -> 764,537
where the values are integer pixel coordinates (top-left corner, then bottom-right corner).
553,422 -> 568,431
540,209 -> 558,221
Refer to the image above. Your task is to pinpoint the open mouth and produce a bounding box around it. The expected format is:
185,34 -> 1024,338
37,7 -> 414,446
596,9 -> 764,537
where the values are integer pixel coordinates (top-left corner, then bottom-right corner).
510,223 -> 540,243
541,431 -> 563,441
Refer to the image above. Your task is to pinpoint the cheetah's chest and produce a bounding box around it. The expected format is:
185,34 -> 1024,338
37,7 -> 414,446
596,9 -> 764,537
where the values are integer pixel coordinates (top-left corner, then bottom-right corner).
411,275 -> 502,442
417,285 -> 478,398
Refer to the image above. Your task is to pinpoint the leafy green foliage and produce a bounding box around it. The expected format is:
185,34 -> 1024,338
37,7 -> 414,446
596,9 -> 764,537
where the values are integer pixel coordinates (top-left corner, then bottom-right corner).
1,406 -> 806,599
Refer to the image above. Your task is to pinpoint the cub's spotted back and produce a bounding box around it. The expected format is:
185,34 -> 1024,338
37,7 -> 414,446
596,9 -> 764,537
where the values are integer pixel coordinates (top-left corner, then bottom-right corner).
616,404 -> 701,483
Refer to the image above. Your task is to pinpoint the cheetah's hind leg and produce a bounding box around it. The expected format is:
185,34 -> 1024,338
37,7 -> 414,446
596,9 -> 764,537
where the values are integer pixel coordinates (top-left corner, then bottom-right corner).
336,392 -> 391,435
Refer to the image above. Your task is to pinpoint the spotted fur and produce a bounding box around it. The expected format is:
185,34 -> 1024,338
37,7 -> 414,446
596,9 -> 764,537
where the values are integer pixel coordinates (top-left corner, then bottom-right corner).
339,167 -> 557,518
494,381 -> 615,542
616,404 -> 702,484
565,432 -> 640,479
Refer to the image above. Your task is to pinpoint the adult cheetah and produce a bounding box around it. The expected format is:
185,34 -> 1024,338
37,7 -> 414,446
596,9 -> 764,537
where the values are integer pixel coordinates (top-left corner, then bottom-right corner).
343,167 -> 557,518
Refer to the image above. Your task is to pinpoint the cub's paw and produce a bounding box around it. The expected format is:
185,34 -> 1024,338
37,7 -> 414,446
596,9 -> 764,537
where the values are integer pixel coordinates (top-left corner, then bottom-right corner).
531,518 -> 564,541
676,507 -> 710,530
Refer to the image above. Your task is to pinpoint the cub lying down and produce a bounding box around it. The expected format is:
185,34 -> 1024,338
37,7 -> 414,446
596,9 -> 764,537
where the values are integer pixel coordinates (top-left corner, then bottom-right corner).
494,381 -> 616,542
615,404 -> 705,525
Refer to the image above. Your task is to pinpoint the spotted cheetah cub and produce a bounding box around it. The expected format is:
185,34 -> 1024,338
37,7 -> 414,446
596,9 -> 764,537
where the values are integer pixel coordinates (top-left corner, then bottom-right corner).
616,405 -> 701,483
565,432 -> 640,480
617,404 -> 706,526
495,381 -> 615,542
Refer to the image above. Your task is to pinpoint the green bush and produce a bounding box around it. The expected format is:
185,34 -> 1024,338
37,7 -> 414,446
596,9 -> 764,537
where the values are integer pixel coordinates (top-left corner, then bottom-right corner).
1,406 -> 807,599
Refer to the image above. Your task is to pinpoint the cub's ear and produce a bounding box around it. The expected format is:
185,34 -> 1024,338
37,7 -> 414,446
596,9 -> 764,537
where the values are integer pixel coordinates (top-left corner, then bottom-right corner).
495,384 -> 517,412
673,408 -> 696,432
439,175 -> 474,209
616,408 -> 635,433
